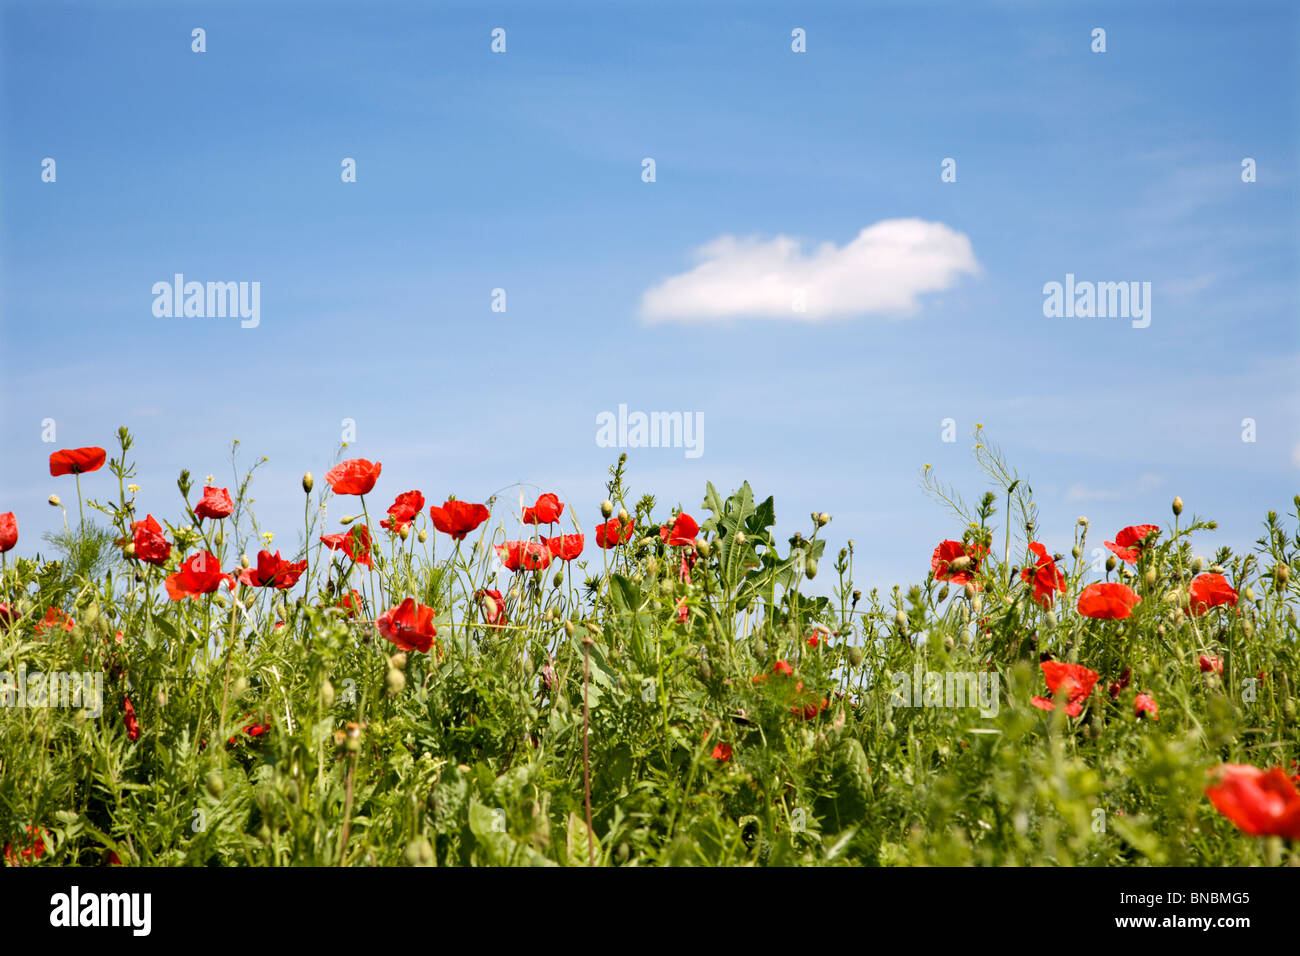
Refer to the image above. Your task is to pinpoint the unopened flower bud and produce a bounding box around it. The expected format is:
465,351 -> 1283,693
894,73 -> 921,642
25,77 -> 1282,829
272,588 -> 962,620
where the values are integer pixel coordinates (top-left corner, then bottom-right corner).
950,556 -> 972,574
389,652 -> 407,671
320,679 -> 335,708
399,524 -> 410,540
302,471 -> 314,494
1144,568 -> 1157,589
964,582 -> 976,599
1071,546 -> 1081,559
1172,496 -> 1183,516
1192,556 -> 1205,573
123,543 -> 136,558
734,531 -> 746,546
600,500 -> 614,518
895,610 -> 908,630
695,539 -> 710,559
385,668 -> 406,695
617,508 -> 629,524
1276,564 -> 1290,586
1077,516 -> 1089,527
240,553 -> 251,568
817,512 -> 830,527
552,570 -> 564,589
48,494 -> 62,508
417,528 -> 428,543
1105,555 -> 1117,573
804,557 -> 818,579
339,515 -> 355,526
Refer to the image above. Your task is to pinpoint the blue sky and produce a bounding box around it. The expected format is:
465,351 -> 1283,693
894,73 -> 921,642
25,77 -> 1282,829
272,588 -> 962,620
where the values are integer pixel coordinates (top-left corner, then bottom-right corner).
1,0 -> 1297,591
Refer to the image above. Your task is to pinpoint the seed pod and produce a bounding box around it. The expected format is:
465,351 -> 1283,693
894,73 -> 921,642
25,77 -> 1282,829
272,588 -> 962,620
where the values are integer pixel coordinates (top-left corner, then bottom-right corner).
403,837 -> 434,867
804,557 -> 818,579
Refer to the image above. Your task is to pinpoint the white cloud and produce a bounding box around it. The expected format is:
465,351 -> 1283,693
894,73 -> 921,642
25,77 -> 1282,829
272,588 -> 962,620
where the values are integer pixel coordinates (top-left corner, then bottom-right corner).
1065,473 -> 1166,503
639,218 -> 980,322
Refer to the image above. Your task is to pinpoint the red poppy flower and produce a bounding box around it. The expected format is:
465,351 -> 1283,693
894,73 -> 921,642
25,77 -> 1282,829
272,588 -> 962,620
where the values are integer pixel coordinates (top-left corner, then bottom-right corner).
753,660 -> 795,684
33,606 -> 75,635
791,681 -> 829,720
1030,661 -> 1100,717
1199,655 -> 1223,674
544,533 -> 584,562
475,588 -> 507,627
165,551 -> 232,601
660,513 -> 699,547
324,458 -> 382,496
1077,581 -> 1141,620
194,486 -> 234,521
0,604 -> 14,629
1188,573 -> 1239,616
238,550 -> 307,589
123,697 -> 141,741
376,597 -> 438,654
596,517 -> 635,549
522,493 -> 564,525
1204,764 -> 1300,839
3,826 -> 48,866
428,499 -> 491,540
931,539 -> 986,586
49,446 -> 106,477
1108,666 -> 1131,699
127,515 -> 172,566
380,490 -> 425,534
1020,542 -> 1066,608
229,713 -> 273,745
0,512 -> 16,553
1134,693 -> 1159,721
320,525 -> 373,567
495,540 -> 552,572
1104,524 -> 1159,564
336,589 -> 365,618
675,597 -> 689,622
711,743 -> 733,762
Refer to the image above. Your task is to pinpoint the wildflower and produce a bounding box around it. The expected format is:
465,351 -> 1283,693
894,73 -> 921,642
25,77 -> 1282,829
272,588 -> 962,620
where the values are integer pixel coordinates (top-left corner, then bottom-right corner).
544,533 -> 584,562
495,540 -> 552,572
324,458 -> 382,496
1108,667 -> 1131,699
522,493 -> 564,525
123,698 -> 141,741
428,499 -> 491,539
1199,655 -> 1223,674
0,512 -> 17,553
165,551 -> 232,600
676,597 -> 688,622
336,589 -> 365,618
376,597 -> 438,654
596,517 -> 635,548
1204,764 -> 1300,839
1187,573 -> 1238,616
660,513 -> 699,547
320,525 -> 373,567
476,588 -> 507,627
118,514 -> 171,566
1103,524 -> 1159,564
711,743 -> 733,762
1031,661 -> 1100,717
381,490 -> 425,534
1134,693 -> 1159,721
3,826 -> 48,866
931,539 -> 986,586
238,550 -> 307,590
1020,541 -> 1066,608
49,446 -> 107,476
1077,582 -> 1141,620
194,486 -> 234,521
34,607 -> 75,635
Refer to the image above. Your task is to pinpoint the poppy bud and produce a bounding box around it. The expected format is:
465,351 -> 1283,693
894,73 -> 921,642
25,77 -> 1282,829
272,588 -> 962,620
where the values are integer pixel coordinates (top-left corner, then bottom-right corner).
950,556 -> 972,574
943,635 -> 954,650
123,543 -> 136,558
302,472 -> 314,494
1144,568 -> 1157,589
320,679 -> 335,708
1172,496 -> 1183,517
895,610 -> 907,630
564,620 -> 575,637
851,589 -> 861,603
1276,564 -> 1290,586
399,524 -> 410,540
156,688 -> 167,706
617,508 -> 629,524
804,557 -> 817,579
848,646 -> 864,667
240,554 -> 251,569
339,515 -> 355,525
1105,555 -> 1117,573
1046,609 -> 1057,628
552,570 -> 564,589
964,582 -> 976,599
734,531 -> 746,546
403,837 -> 434,867
1071,546 -> 1081,559
971,597 -> 983,614
213,528 -> 224,546
389,652 -> 407,671
695,539 -> 710,559
48,494 -> 62,508
1243,586 -> 1256,603
232,676 -> 248,698
817,512 -> 830,527
417,528 -> 428,543
205,770 -> 226,799
600,500 -> 614,518
1192,556 -> 1204,573
1077,516 -> 1088,527
937,585 -> 949,602
385,668 -> 406,695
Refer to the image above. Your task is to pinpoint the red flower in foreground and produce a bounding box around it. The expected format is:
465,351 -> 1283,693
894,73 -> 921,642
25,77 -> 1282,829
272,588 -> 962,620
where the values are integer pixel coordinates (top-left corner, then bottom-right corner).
229,714 -> 273,746
522,493 -> 564,525
754,660 -> 795,684
1204,764 -> 1300,839
1195,654 -> 1223,676
0,604 -> 14,629
1104,524 -> 1159,564
376,597 -> 438,654
165,551 -> 232,601
1188,573 -> 1238,616
1134,693 -> 1159,721
660,513 -> 699,547
1108,666 -> 1131,700
324,458 -> 382,496
128,515 -> 172,566
123,697 -> 141,741
49,446 -> 106,477
544,534 -> 584,562
476,588 -> 507,627
1031,661 -> 1100,717
194,486 -> 234,521
381,490 -> 425,534
1077,582 -> 1141,620
34,606 -> 75,635
0,512 -> 16,553
1020,542 -> 1066,608
3,826 -> 48,866
320,525 -> 373,567
238,550 -> 307,589
336,589 -> 365,618
596,517 -> 635,549
428,499 -> 491,540
495,540 -> 552,572
931,539 -> 986,586
711,743 -> 733,762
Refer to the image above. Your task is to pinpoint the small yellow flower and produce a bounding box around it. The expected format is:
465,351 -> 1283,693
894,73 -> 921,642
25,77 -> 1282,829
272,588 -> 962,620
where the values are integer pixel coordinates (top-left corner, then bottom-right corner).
206,475 -> 214,484
127,484 -> 140,494
923,464 -> 931,471
261,531 -> 274,545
